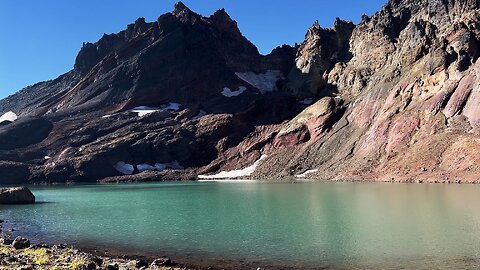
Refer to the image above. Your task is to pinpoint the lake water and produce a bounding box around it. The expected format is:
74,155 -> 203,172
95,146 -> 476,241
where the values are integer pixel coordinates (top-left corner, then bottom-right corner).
2,181 -> 480,269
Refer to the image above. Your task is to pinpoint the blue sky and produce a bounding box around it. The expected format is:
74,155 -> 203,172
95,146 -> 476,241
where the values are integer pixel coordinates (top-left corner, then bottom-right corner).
0,0 -> 386,98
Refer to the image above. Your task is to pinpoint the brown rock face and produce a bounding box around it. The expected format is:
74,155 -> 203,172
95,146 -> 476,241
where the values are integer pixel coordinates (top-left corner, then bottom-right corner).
273,97 -> 339,147
0,187 -> 35,204
251,0 -> 480,182
230,0 -> 480,183
2,0 -> 480,183
0,3 -> 302,183
286,19 -> 355,98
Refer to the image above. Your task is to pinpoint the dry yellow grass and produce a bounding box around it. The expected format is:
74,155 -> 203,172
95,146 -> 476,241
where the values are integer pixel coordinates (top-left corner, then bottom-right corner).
0,243 -> 186,270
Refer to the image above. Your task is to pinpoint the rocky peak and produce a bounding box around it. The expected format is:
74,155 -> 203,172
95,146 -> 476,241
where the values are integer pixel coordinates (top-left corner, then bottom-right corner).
125,17 -> 150,38
209,8 -> 238,33
172,1 -> 201,23
333,18 -> 355,34
173,1 -> 189,14
305,20 -> 320,38
74,42 -> 101,76
210,8 -> 232,22
286,18 -> 354,97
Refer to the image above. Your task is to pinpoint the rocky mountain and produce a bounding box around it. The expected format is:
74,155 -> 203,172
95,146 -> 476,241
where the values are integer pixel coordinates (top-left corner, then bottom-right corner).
1,0 -> 480,184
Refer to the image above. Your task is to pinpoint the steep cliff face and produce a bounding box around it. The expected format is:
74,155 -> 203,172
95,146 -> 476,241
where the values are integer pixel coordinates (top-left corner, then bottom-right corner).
285,19 -> 355,98
0,2 -> 294,118
1,0 -> 480,184
248,0 -> 480,183
0,2 -> 299,183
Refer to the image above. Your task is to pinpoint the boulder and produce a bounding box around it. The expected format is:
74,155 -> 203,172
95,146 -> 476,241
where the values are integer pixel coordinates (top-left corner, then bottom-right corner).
0,187 -> 35,204
135,259 -> 148,268
12,236 -> 30,249
85,262 -> 97,270
106,263 -> 119,270
151,257 -> 173,267
0,238 -> 13,245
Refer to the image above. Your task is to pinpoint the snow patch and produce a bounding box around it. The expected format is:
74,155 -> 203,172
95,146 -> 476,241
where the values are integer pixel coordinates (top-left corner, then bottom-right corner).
130,106 -> 161,117
129,103 -> 182,117
222,86 -> 247,97
192,110 -> 207,120
295,169 -> 319,178
235,70 -> 283,93
198,179 -> 257,183
114,161 -> 135,175
300,98 -> 314,105
0,111 -> 17,123
198,155 -> 268,179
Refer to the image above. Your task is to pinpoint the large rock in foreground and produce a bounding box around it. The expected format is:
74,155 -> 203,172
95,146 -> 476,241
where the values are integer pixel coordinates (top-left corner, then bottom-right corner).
0,187 -> 35,204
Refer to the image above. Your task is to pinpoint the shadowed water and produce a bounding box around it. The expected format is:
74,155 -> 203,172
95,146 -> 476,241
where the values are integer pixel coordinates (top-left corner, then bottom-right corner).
2,181 -> 480,269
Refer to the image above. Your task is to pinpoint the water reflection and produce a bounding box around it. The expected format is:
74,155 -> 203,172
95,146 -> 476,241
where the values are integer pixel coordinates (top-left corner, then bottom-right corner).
3,182 -> 480,269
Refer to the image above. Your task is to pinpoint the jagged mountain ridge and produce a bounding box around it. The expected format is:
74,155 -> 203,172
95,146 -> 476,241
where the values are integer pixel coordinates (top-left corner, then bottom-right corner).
253,0 -> 480,183
0,2 -> 302,183
0,2 -> 294,117
1,0 -> 480,184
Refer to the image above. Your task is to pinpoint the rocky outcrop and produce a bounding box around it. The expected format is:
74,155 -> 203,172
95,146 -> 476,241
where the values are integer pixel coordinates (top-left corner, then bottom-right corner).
273,97 -> 339,147
12,237 -> 30,250
0,187 -> 35,204
208,0 -> 480,183
0,118 -> 53,150
248,0 -> 480,182
285,19 -> 354,98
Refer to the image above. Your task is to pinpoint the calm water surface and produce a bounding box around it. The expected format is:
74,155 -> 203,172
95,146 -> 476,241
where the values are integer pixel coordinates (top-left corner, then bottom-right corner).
2,181 -> 480,269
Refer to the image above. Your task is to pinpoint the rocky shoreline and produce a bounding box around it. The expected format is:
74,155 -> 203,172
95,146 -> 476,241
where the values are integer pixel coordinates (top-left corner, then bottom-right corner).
0,231 -> 183,270
0,219 -> 277,270
0,218 -> 300,270
0,233 -> 283,270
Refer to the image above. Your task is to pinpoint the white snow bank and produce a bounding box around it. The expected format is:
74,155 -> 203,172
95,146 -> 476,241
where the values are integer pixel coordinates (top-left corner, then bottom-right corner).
235,70 -> 283,93
198,179 -> 257,183
192,110 -> 207,120
129,103 -> 182,117
130,106 -> 161,117
198,155 -> 268,179
114,161 -> 135,175
300,98 -> 314,105
222,86 -> 247,97
0,111 -> 17,123
295,169 -> 319,178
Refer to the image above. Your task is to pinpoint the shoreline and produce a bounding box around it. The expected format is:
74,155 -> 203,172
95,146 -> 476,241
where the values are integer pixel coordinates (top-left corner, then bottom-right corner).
1,176 -> 478,189
0,220 -> 293,270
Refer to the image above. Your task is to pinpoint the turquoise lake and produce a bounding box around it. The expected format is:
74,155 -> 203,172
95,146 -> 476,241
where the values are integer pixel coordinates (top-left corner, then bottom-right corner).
2,181 -> 480,269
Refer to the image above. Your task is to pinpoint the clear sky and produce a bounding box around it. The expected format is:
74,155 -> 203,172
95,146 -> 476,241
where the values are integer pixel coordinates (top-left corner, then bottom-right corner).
0,0 -> 386,99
